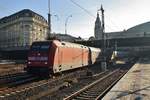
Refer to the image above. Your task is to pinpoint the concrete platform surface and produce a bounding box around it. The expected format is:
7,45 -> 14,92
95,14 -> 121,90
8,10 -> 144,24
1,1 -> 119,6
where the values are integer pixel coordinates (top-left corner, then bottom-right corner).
103,58 -> 150,100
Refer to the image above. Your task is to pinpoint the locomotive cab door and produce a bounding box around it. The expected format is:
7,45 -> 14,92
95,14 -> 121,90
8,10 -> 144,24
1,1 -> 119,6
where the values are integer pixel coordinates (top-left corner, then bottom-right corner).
80,46 -> 85,67
88,47 -> 92,65
58,47 -> 63,72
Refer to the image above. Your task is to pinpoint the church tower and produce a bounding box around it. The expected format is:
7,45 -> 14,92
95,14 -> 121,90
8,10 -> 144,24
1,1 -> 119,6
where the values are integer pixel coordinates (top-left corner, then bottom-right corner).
94,12 -> 103,39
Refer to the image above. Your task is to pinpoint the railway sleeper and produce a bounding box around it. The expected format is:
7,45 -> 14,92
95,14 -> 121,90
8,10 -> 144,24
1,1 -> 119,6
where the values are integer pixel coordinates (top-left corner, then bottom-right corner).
78,93 -> 98,98
82,91 -> 99,96
83,90 -> 99,94
75,96 -> 95,100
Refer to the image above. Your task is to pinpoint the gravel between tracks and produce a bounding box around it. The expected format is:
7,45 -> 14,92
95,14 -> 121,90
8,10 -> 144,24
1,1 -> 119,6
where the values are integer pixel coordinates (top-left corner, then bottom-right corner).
0,67 -> 90,100
0,58 -> 137,100
39,62 -> 135,100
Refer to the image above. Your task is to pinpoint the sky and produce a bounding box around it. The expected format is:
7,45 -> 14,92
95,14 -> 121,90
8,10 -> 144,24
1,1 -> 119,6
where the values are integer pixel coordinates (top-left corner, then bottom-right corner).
0,0 -> 150,39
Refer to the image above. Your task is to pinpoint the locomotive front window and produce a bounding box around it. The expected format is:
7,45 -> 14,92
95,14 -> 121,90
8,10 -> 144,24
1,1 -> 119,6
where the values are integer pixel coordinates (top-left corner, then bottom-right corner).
31,42 -> 51,52
40,45 -> 50,51
31,45 -> 40,51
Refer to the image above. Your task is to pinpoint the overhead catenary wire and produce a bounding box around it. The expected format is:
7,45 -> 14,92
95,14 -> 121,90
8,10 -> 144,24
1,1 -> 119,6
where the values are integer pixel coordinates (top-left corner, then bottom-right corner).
0,4 -> 17,19
69,0 -> 120,32
98,10 -> 121,31
0,4 -> 15,13
69,0 -> 96,18
105,14 -> 123,31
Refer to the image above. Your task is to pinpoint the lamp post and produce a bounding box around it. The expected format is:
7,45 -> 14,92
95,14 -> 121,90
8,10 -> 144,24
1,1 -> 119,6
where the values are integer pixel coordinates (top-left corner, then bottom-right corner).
65,15 -> 72,34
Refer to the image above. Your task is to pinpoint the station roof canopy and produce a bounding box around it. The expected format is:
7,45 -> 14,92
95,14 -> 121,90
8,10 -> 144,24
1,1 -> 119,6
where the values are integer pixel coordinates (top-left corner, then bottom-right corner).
127,21 -> 150,33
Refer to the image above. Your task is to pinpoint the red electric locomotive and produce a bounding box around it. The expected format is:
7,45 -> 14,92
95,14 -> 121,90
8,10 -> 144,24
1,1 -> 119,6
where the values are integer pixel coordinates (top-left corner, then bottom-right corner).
25,40 -> 101,74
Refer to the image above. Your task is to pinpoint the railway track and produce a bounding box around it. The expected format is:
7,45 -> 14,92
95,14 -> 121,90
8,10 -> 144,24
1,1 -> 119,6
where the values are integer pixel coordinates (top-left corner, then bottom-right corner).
28,70 -> 109,100
35,60 -> 136,100
0,64 -> 25,76
64,68 -> 128,100
0,68 -> 88,100
0,72 -> 34,86
0,72 -> 25,80
0,58 -> 136,99
0,72 -> 41,97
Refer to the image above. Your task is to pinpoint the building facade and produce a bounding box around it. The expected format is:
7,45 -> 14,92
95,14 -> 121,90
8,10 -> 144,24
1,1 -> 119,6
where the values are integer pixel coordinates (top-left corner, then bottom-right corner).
0,9 -> 48,49
94,12 -> 103,40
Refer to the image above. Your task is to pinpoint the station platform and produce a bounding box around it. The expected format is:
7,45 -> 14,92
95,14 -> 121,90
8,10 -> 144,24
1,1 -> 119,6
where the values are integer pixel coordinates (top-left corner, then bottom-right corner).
103,58 -> 150,100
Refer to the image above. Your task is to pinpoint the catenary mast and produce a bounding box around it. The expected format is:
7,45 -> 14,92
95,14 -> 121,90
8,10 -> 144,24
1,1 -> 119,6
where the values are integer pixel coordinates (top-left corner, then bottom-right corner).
48,0 -> 51,38
101,5 -> 107,71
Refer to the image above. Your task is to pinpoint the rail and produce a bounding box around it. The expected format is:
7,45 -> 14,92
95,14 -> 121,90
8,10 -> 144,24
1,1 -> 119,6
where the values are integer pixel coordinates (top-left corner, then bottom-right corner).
63,69 -> 124,100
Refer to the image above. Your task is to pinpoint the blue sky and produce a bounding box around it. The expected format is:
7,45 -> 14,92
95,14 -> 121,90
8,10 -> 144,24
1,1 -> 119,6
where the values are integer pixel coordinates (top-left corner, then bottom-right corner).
0,0 -> 150,38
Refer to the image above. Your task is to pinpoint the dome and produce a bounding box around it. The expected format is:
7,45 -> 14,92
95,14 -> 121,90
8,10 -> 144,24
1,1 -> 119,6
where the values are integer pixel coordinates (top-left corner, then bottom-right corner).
127,21 -> 150,33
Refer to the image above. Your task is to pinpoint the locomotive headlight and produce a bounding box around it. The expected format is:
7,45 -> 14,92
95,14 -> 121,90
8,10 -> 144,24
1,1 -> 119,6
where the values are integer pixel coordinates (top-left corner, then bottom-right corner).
44,62 -> 48,64
28,62 -> 31,64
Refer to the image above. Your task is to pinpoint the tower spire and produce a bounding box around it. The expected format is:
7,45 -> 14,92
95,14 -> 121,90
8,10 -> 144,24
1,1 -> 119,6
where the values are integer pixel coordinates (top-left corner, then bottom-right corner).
97,10 -> 99,17
94,10 -> 102,39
